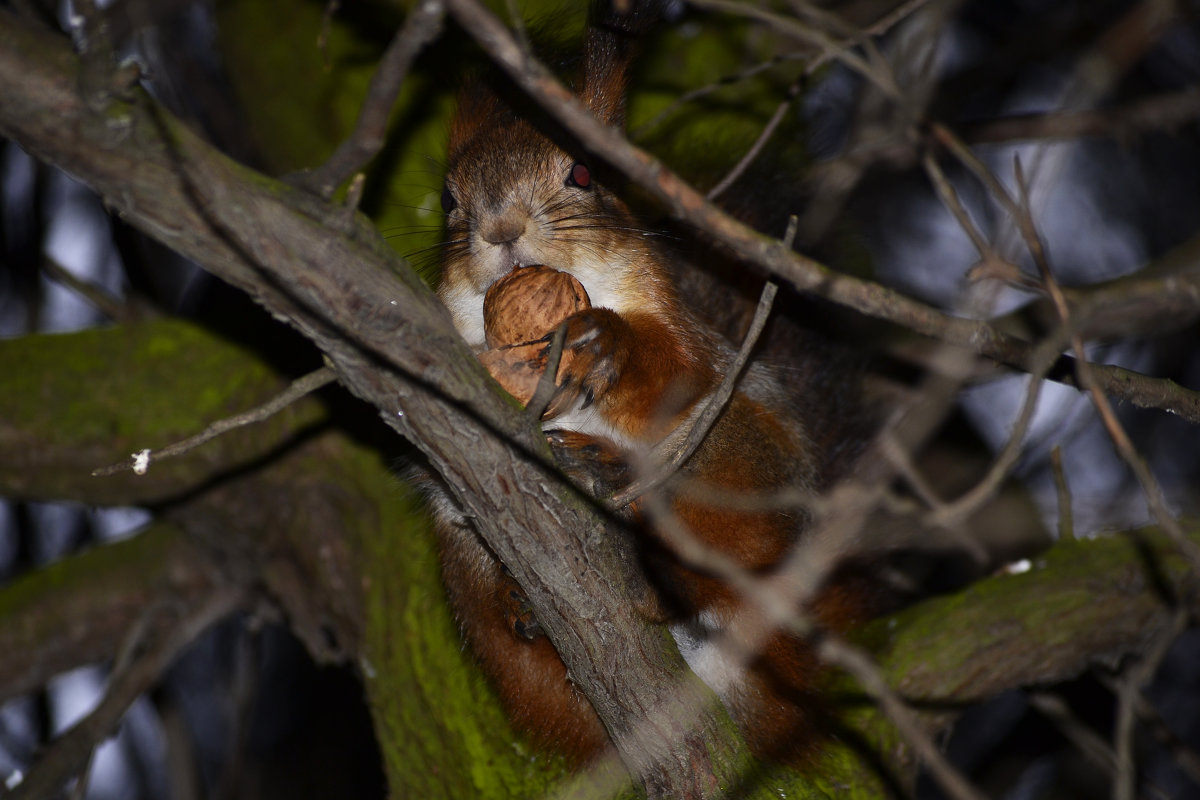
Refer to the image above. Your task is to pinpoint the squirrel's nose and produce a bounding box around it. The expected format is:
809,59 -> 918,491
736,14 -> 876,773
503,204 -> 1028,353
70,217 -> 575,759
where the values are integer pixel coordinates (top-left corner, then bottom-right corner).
480,207 -> 529,245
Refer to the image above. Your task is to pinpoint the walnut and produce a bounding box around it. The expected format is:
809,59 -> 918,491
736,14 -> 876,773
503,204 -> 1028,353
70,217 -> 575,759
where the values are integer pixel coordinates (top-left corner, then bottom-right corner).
479,266 -> 590,408
477,344 -> 547,407
483,265 -> 590,348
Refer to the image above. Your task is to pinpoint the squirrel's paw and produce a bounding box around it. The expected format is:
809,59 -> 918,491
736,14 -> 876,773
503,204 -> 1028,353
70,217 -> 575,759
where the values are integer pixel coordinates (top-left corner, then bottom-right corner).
546,308 -> 627,416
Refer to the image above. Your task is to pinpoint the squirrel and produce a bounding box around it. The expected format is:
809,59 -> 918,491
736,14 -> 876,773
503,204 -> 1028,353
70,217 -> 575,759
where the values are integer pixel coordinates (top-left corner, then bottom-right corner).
429,0 -> 881,765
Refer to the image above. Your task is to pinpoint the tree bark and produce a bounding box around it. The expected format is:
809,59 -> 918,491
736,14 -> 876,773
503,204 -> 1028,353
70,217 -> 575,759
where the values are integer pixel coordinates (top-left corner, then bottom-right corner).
2,6 -> 1198,799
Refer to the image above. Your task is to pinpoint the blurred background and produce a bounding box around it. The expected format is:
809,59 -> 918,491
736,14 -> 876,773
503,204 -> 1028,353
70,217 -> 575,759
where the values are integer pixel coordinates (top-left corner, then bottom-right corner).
1,0 -> 1199,797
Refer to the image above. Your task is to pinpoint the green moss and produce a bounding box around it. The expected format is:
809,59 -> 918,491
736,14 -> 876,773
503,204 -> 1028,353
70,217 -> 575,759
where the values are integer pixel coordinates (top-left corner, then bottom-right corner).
0,523 -> 187,650
0,318 -> 283,447
872,529 -> 1197,695
213,0 -> 458,281
353,463 -> 574,798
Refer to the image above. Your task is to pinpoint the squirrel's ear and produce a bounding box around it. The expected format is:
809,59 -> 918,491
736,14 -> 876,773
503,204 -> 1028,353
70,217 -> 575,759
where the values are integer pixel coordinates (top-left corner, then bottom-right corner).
580,0 -> 659,127
448,81 -> 504,156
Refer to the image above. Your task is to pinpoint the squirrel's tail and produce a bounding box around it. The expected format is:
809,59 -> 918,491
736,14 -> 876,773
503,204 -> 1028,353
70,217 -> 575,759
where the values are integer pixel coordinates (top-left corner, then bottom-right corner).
581,0 -> 666,126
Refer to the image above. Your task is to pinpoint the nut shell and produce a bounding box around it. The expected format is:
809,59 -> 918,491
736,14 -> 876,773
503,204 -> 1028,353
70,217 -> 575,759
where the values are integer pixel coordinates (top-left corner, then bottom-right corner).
483,265 -> 591,348
478,343 -> 552,407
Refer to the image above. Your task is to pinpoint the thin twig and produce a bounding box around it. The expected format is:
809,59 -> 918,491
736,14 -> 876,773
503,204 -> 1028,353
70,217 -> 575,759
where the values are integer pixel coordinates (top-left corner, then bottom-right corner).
634,0 -> 929,139
639,491 -> 774,620
1112,609 -> 1189,800
914,144 -> 1071,529
8,589 -> 246,800
1029,690 -> 1120,776
93,366 -> 337,477
707,80 -> 800,201
920,148 -> 994,264
931,333 -> 1066,528
1124,684 -> 1200,788
631,53 -> 803,139
1005,157 -> 1200,575
688,0 -> 903,102
609,279 -> 776,508
40,255 -> 132,322
1113,669 -> 1138,800
963,87 -> 1200,145
67,601 -> 165,800
1050,445 -> 1075,540
819,634 -> 990,800
293,0 -> 445,198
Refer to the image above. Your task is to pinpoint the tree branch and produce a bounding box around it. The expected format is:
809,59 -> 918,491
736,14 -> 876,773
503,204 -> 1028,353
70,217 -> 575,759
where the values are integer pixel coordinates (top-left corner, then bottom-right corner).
0,523 -> 217,705
290,0 -> 446,198
8,587 -> 246,800
0,13 -> 752,797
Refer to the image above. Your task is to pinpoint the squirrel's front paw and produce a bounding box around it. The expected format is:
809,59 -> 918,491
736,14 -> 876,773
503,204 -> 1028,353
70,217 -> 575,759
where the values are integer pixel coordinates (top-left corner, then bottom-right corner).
546,308 -> 628,417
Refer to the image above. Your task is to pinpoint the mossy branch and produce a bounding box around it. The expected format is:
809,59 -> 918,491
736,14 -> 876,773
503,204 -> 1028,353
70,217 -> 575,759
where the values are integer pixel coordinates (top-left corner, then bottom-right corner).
0,522 -> 213,705
2,7 -> 1197,799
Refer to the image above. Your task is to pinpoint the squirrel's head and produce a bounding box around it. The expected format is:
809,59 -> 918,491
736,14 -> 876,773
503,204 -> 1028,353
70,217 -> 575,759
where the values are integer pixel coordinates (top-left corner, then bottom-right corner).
438,2 -> 660,349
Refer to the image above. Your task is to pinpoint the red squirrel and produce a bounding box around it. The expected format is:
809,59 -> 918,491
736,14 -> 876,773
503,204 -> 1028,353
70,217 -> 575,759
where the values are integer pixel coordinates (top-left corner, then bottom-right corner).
430,1 -> 878,764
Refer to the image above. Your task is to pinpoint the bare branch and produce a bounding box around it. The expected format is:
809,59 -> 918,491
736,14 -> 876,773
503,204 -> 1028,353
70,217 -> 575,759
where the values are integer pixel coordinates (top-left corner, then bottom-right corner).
92,366 -> 337,477
0,524 -> 218,705
963,87 -> 1200,144
8,589 -> 246,800
1004,155 -> 1200,574
1050,445 -> 1075,540
820,634 -> 989,800
292,0 -> 445,198
610,276 -> 779,509
688,0 -> 904,102
40,255 -> 133,322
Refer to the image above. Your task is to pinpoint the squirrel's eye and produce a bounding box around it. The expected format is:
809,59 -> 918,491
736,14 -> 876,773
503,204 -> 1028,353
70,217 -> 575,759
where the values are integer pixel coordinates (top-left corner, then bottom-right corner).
566,162 -> 591,189
440,186 -> 457,214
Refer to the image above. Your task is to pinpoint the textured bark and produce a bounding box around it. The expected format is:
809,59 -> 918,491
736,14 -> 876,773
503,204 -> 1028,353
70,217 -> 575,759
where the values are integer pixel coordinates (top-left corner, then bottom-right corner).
0,11 -> 767,797
1,6 -> 1197,799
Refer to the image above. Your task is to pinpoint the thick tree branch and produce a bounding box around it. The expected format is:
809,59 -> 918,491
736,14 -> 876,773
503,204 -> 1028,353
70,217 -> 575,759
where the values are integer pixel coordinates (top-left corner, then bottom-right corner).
891,524 -> 1200,703
0,523 -> 217,706
0,13 -> 753,797
0,318 -> 331,506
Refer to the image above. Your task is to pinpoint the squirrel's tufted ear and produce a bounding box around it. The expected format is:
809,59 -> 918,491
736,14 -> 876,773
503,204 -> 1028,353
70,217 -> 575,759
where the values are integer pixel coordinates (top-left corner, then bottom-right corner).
580,0 -> 661,128
447,80 -> 507,158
